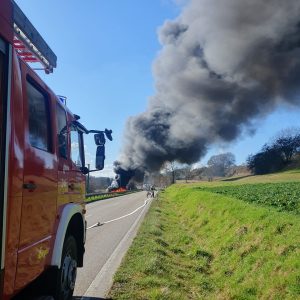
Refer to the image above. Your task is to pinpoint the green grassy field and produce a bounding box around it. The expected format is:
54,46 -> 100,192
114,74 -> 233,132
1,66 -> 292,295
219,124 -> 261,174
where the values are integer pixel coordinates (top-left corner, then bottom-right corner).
109,170 -> 300,299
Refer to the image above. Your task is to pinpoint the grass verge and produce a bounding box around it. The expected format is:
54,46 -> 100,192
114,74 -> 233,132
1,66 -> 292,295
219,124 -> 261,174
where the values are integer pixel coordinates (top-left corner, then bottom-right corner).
109,174 -> 300,299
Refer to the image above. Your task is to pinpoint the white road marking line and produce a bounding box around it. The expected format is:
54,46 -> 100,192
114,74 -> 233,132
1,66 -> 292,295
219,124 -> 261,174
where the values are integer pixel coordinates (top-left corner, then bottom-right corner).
81,197 -> 152,299
87,199 -> 150,230
85,214 -> 92,218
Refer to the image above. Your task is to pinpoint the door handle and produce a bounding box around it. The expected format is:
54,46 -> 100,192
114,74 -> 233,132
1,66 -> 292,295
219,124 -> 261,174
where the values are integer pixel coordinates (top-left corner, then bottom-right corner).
68,183 -> 75,191
23,182 -> 37,190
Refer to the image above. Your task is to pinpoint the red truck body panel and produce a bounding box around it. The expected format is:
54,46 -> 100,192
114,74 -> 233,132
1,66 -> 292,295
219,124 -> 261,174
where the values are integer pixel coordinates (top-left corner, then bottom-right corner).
0,1 -> 87,298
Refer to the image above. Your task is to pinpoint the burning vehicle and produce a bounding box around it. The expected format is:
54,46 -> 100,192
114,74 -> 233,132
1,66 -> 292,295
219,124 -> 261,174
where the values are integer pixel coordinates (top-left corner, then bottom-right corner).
107,163 -> 142,192
107,174 -> 127,193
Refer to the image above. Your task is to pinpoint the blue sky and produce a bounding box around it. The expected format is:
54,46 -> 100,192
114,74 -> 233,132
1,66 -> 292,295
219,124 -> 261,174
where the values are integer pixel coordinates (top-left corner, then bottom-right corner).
16,0 -> 300,176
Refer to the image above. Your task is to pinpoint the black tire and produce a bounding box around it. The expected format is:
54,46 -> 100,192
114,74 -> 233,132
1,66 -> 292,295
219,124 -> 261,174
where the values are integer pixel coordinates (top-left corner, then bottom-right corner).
51,235 -> 78,300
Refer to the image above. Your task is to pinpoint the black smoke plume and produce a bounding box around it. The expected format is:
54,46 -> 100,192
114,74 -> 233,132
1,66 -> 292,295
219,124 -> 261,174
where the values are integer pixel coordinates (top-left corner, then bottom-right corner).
113,162 -> 135,188
110,162 -> 144,189
117,0 -> 300,181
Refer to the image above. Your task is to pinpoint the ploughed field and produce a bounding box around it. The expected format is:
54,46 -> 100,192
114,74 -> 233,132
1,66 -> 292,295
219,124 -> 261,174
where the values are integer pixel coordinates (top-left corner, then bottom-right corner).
109,169 -> 300,299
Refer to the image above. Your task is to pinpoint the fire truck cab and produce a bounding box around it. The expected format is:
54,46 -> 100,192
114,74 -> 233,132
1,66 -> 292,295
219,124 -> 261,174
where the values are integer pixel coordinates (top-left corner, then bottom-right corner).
0,1 -> 110,299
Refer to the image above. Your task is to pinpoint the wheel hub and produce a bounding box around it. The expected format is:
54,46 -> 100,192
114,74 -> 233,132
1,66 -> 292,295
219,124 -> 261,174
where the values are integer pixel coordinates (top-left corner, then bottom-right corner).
61,254 -> 77,296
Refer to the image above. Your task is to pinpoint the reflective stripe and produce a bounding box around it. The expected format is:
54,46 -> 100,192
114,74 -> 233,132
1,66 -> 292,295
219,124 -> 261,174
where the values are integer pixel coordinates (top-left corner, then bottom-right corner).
18,235 -> 52,254
1,44 -> 12,270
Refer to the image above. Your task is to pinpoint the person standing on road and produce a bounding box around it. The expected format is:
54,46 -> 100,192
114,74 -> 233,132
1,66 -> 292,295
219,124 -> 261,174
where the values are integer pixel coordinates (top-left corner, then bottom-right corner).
150,185 -> 155,198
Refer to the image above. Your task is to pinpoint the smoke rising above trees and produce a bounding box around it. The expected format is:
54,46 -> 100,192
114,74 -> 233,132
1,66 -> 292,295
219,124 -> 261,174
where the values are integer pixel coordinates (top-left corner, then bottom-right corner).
117,0 -> 300,181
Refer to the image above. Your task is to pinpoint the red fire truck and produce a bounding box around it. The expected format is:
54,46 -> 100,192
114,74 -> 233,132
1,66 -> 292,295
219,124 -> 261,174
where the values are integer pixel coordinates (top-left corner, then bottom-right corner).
0,1 -> 111,299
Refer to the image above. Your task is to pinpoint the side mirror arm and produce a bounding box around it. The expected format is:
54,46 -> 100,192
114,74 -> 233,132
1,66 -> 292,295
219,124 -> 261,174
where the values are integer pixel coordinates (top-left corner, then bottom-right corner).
80,166 -> 89,175
71,120 -> 113,141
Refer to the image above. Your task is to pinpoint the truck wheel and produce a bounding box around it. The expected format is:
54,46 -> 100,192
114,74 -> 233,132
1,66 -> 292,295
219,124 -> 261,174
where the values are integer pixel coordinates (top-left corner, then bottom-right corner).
54,235 -> 78,300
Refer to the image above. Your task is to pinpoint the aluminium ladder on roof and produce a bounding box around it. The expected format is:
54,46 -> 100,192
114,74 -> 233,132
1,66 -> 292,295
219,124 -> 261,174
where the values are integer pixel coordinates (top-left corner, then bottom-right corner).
12,0 -> 57,73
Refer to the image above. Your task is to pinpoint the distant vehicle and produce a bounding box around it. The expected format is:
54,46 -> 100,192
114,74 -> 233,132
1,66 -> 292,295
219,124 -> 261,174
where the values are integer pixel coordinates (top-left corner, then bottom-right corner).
0,1 -> 112,299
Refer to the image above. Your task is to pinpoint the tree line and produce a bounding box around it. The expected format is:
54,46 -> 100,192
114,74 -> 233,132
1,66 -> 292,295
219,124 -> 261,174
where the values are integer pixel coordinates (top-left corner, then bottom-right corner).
247,128 -> 300,174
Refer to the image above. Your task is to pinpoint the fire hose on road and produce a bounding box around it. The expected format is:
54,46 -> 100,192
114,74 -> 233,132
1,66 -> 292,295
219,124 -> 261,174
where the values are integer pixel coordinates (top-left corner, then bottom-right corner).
87,197 -> 153,230
79,193 -> 156,298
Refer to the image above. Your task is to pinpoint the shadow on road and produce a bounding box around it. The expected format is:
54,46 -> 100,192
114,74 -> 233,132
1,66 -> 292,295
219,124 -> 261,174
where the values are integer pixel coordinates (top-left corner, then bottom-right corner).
73,297 -> 112,300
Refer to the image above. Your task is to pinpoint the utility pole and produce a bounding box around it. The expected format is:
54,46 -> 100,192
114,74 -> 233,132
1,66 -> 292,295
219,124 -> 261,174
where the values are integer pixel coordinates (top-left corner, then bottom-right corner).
86,164 -> 90,194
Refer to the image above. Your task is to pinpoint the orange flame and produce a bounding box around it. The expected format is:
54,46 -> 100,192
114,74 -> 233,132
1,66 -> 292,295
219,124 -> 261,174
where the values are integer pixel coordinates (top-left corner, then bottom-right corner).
112,187 -> 127,193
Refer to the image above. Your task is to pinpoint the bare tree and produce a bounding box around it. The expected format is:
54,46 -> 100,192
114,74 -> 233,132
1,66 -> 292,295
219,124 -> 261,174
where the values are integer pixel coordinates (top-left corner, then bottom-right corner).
182,164 -> 192,183
207,152 -> 236,177
164,161 -> 178,184
271,127 -> 300,163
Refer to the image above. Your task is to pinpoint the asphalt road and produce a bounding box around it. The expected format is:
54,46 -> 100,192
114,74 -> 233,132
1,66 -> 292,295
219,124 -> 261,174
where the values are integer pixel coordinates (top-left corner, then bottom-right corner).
73,191 -> 151,299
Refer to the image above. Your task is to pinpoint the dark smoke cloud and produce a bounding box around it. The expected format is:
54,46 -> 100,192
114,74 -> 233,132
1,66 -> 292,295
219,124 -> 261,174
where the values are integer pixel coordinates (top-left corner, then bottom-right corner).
118,0 -> 300,179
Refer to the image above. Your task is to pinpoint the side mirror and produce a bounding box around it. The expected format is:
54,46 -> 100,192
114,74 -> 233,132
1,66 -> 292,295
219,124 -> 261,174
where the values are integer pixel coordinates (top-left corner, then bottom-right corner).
105,128 -> 113,141
95,145 -> 105,170
94,132 -> 106,145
